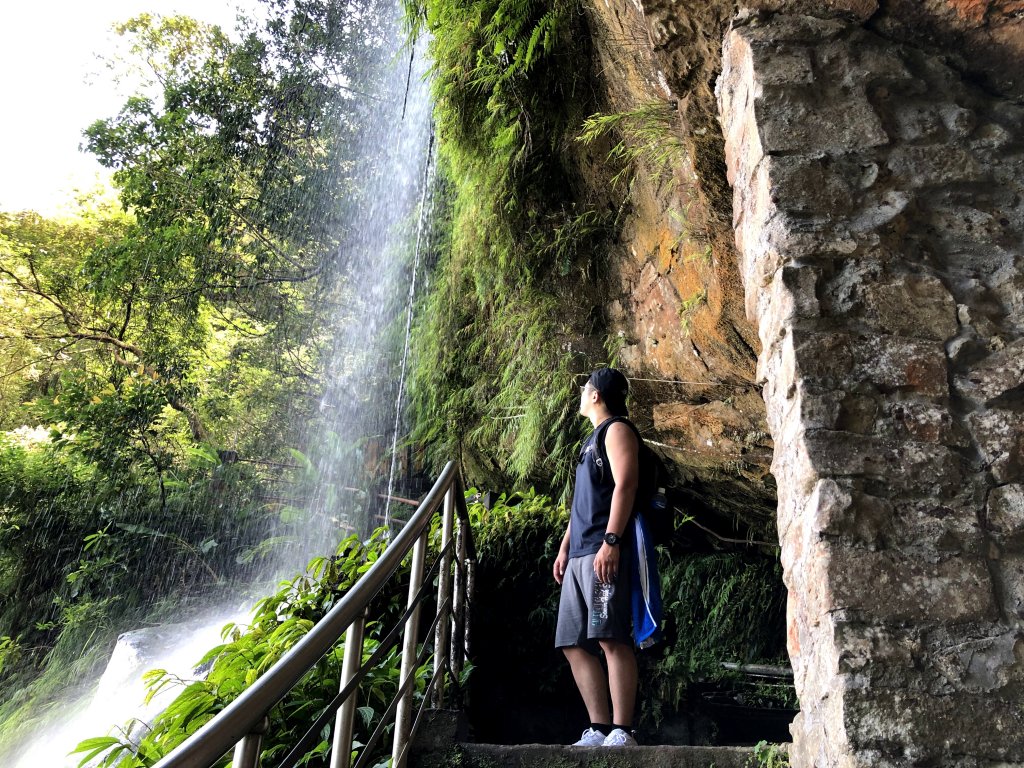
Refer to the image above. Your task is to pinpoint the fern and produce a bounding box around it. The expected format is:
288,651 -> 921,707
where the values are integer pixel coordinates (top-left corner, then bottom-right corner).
645,550 -> 788,725
578,100 -> 688,187
73,532 -> 425,768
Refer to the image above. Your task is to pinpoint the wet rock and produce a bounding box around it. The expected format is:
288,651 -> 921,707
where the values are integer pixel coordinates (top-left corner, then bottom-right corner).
95,624 -> 200,699
988,484 -> 1024,540
719,10 -> 1024,765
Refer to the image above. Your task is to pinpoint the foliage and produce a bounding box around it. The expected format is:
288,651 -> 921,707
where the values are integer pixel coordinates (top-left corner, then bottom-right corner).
0,637 -> 21,677
0,430 -> 279,759
1,0 -> 405,464
465,487 -> 569,676
464,490 -> 789,744
0,0 -> 404,753
751,740 -> 791,768
641,549 -> 788,730
458,489 -> 571,742
578,100 -> 688,187
677,288 -> 707,335
403,0 -> 607,497
73,531 -> 428,768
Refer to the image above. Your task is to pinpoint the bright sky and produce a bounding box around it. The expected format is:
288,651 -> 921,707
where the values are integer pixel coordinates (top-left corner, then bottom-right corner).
0,0 -> 261,215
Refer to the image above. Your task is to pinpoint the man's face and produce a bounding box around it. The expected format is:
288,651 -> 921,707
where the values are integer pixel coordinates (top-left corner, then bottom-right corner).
579,382 -> 597,417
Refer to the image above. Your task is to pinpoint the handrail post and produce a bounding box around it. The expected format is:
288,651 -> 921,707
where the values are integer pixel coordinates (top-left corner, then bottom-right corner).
149,462 -> 460,768
451,505 -> 469,685
231,717 -> 268,768
432,485 -> 455,708
464,548 -> 475,663
392,528 -> 427,768
330,610 -> 368,768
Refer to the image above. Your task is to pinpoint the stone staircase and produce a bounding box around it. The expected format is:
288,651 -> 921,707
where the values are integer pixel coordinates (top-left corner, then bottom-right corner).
409,712 -> 770,768
418,743 -> 756,767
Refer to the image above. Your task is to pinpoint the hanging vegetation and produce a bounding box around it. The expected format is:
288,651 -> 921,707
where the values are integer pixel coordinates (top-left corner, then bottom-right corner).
403,0 -> 611,497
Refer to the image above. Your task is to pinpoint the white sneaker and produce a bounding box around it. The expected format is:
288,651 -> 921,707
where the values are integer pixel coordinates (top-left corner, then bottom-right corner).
572,727 -> 607,746
602,728 -> 637,747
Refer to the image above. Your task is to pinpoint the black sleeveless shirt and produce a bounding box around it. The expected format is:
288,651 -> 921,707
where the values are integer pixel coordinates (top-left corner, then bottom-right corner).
568,417 -> 637,558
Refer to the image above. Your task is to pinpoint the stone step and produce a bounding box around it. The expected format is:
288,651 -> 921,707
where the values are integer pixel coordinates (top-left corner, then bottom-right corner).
414,742 -> 760,768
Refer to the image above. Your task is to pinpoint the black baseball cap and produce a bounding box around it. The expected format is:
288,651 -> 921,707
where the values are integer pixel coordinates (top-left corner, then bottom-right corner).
587,367 -> 629,415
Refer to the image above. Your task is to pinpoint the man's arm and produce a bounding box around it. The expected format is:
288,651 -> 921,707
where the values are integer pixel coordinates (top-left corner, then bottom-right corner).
594,421 -> 639,584
554,522 -> 570,584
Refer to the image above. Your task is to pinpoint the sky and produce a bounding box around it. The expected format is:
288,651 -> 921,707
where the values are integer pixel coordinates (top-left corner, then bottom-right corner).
0,0 -> 261,215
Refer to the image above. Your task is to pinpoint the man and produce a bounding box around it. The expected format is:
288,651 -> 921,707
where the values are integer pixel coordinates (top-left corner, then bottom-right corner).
553,367 -> 639,748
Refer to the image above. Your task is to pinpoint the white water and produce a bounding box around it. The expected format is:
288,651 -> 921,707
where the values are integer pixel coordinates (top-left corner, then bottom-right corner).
14,617 -> 237,768
292,31 -> 434,557
383,139 -> 435,532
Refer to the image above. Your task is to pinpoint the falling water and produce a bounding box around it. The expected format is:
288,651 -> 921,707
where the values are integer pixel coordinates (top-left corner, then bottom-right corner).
383,136 -> 434,531
297,26 -> 435,558
13,617 -> 237,768
5,3 -> 435,764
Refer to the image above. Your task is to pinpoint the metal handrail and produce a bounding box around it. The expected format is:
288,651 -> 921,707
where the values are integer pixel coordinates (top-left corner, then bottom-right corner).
152,460 -> 474,768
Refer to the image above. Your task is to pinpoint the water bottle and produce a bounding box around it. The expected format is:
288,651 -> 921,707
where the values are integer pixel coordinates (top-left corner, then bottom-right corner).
651,486 -> 668,512
591,580 -> 612,626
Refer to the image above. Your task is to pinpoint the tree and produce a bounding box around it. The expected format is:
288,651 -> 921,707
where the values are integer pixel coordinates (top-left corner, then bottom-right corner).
0,3 -> 404,747
2,0 -> 400,470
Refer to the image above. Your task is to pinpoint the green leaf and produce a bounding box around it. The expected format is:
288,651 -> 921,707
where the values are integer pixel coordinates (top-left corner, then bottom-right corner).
71,735 -> 126,766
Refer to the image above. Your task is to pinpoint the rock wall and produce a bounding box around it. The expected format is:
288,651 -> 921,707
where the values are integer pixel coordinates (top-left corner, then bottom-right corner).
578,0 -> 776,530
717,12 -> 1024,766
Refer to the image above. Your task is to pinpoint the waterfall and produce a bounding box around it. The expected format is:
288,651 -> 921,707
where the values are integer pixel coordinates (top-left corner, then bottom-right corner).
383,133 -> 434,532
6,4 -> 435,764
298,29 -> 435,560
13,618 -> 235,768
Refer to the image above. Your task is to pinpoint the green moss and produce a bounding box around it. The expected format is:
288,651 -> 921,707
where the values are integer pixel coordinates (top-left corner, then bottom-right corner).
404,0 -> 606,497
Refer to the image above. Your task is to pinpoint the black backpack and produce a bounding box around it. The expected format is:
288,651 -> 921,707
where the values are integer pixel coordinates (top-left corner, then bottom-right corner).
594,416 -> 674,546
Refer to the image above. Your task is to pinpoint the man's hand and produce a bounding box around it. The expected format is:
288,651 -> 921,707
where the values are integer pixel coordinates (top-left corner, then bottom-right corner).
593,542 -> 620,584
553,549 -> 569,584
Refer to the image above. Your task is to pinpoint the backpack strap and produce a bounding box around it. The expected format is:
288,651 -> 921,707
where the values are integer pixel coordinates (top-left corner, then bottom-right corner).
594,416 -> 642,483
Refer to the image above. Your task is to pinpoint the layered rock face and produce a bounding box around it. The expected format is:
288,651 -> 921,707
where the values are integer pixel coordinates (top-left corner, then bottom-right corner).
578,0 -> 775,528
576,0 -> 1023,763
718,12 -> 1024,767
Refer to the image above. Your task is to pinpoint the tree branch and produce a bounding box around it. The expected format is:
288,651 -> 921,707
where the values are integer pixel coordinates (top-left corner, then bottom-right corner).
0,342 -> 76,381
17,329 -> 208,441
118,285 -> 136,340
230,206 -> 308,271
0,263 -> 82,331
22,330 -> 146,359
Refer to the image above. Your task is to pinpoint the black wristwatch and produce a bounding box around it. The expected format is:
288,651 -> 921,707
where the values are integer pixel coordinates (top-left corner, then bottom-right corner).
603,532 -> 620,546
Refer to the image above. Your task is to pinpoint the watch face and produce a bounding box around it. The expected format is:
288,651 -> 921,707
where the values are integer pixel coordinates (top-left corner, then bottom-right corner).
604,533 -> 619,545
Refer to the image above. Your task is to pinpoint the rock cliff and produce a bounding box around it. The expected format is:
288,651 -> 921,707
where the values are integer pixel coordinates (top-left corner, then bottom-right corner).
570,1 -> 1024,764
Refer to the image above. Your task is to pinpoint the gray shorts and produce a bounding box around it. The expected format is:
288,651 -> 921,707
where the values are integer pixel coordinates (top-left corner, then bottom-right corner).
554,551 -> 632,653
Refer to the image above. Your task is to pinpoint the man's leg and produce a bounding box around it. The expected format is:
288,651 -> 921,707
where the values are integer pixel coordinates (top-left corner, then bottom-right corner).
599,639 -> 637,727
563,646 -> 611,724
